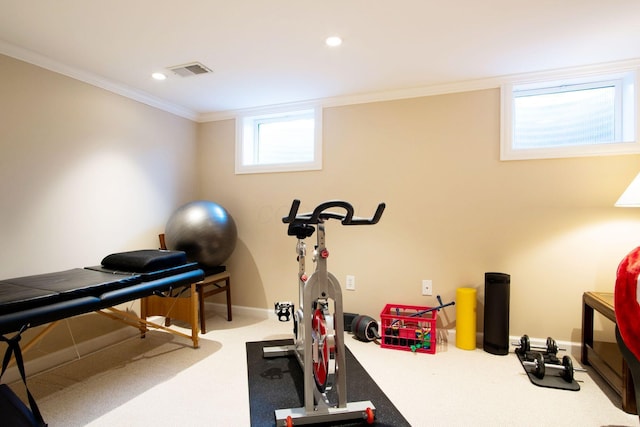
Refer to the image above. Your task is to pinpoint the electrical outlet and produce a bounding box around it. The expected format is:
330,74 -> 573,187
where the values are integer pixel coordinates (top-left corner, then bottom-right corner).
422,279 -> 432,296
346,275 -> 356,291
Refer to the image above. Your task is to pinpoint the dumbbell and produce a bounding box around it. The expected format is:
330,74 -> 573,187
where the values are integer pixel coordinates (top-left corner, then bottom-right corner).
515,335 -> 566,355
522,352 -> 583,382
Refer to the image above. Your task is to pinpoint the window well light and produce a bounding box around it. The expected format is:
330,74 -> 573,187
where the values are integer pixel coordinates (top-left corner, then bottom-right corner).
615,172 -> 640,207
152,72 -> 167,81
325,36 -> 342,47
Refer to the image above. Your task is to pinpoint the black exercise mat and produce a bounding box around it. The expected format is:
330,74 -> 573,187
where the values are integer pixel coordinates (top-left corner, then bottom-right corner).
246,339 -> 410,426
516,351 -> 580,391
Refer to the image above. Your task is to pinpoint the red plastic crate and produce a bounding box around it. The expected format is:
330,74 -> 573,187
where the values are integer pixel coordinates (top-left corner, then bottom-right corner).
380,304 -> 437,354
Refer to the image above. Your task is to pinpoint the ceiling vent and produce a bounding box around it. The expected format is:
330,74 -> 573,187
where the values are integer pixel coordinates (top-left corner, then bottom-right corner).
167,62 -> 213,77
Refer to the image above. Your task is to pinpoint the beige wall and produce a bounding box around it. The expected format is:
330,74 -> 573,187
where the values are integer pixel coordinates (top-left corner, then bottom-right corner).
3,51 -> 640,351
0,54 -> 199,378
199,89 -> 640,343
0,54 -> 198,277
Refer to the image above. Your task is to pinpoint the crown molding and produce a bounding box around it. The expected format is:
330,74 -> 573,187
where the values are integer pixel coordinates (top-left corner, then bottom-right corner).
196,77 -> 505,123
0,40 -> 198,121
197,57 -> 640,123
3,38 -> 638,126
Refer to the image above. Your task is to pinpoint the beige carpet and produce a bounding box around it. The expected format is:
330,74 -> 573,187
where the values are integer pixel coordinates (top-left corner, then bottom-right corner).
8,308 -> 640,426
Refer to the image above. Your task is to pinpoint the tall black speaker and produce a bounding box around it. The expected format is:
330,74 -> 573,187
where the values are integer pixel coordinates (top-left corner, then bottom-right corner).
483,272 -> 510,355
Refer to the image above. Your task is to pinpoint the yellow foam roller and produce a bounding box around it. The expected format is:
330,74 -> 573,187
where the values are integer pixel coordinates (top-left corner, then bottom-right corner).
456,287 -> 477,350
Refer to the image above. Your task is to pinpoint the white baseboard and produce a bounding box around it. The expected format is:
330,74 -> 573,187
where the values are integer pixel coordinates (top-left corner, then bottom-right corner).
205,301 -> 277,320
446,330 -> 580,356
206,303 -> 583,355
5,303 -> 583,385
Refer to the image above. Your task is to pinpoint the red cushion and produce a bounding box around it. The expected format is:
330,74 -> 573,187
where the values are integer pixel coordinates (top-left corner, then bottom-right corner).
615,247 -> 640,361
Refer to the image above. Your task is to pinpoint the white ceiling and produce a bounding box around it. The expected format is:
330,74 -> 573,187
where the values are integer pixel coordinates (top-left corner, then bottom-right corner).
1,1 -> 640,121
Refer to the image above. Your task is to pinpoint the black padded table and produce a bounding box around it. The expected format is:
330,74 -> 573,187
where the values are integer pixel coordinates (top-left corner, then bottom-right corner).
0,259 -> 204,336
0,249 -> 205,426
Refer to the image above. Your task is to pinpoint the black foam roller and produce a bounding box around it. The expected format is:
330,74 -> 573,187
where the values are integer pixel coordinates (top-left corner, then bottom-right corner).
483,272 -> 510,355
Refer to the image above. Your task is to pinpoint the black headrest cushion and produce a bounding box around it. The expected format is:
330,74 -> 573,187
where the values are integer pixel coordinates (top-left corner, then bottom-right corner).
101,249 -> 187,273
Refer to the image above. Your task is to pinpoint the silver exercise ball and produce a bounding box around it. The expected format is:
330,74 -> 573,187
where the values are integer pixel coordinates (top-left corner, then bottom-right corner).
164,200 -> 238,267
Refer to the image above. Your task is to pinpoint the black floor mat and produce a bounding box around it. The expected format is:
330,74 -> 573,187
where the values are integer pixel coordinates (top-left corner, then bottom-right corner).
516,351 -> 580,391
246,339 -> 410,427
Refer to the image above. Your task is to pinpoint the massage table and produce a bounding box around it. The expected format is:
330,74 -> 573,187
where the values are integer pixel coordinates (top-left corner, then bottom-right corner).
0,249 -> 205,426
0,249 -> 205,345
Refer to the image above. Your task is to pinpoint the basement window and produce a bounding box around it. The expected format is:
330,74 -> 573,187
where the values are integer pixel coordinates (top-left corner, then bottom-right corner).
236,106 -> 322,174
501,69 -> 639,160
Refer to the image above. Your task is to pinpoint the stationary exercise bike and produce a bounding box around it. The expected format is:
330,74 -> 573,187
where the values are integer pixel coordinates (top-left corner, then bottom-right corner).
264,199 -> 385,426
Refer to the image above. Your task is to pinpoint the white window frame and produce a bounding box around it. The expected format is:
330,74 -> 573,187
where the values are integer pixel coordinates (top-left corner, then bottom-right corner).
501,68 -> 640,160
235,105 -> 322,174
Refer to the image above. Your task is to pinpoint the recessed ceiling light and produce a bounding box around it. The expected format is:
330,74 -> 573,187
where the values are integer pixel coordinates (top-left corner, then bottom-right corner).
151,72 -> 167,81
325,36 -> 342,47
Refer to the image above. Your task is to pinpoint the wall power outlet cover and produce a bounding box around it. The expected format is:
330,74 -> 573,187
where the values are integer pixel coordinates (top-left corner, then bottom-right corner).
422,279 -> 433,296
346,275 -> 356,290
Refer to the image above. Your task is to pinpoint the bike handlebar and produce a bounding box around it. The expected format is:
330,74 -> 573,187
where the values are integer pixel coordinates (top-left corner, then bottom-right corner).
282,199 -> 385,225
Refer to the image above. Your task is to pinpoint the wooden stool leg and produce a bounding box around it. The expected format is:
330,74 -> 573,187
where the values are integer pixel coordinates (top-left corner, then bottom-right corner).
198,285 -> 207,334
226,277 -> 232,321
190,283 -> 199,348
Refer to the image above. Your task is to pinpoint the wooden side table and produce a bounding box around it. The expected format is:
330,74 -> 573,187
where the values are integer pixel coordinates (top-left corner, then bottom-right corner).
582,291 -> 637,414
157,233 -> 233,334
196,271 -> 232,333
